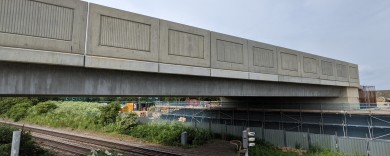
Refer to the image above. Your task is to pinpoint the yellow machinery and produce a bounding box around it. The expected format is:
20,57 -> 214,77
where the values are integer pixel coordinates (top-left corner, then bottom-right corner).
120,103 -> 134,112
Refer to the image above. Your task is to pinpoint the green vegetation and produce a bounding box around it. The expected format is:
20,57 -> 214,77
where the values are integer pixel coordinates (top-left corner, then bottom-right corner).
0,125 -> 50,156
6,102 -> 32,121
118,112 -> 138,132
0,97 -> 355,155
33,101 -> 58,115
128,122 -> 212,146
24,101 -> 105,130
0,98 -> 211,148
99,101 -> 121,125
0,98 -> 35,115
248,140 -> 348,156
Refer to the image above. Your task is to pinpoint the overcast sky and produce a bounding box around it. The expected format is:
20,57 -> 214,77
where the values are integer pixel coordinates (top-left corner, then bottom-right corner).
85,0 -> 390,90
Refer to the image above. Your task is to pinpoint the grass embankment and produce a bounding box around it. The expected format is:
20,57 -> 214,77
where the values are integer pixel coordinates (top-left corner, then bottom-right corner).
0,98 -> 352,155
0,98 -> 212,147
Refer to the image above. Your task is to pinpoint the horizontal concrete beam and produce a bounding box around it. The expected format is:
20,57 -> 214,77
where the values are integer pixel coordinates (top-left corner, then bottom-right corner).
0,62 -> 345,97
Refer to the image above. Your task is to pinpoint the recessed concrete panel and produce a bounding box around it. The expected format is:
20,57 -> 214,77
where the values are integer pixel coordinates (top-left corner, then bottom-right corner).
301,53 -> 320,79
159,20 -> 210,67
0,0 -> 87,54
319,57 -> 336,81
348,64 -> 359,83
211,32 -> 248,71
277,47 -> 301,77
335,61 -> 349,82
159,63 -> 210,76
248,40 -> 278,74
87,4 -> 159,62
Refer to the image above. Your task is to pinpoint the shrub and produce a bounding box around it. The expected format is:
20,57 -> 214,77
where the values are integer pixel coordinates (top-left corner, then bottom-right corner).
118,113 -> 138,132
33,101 -> 58,114
129,122 -> 211,146
99,101 -> 121,125
6,102 -> 33,121
0,98 -> 33,115
0,125 -> 50,156
23,101 -> 103,130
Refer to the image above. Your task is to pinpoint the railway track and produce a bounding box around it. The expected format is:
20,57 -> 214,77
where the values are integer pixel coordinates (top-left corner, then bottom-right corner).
0,120 -> 182,156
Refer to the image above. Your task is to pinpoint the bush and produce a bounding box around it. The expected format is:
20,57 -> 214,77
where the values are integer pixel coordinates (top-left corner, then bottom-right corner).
130,122 -> 211,146
6,102 -> 33,121
0,98 -> 33,115
24,101 -> 103,130
0,125 -> 50,156
118,113 -> 138,132
99,102 -> 121,125
33,101 -> 58,115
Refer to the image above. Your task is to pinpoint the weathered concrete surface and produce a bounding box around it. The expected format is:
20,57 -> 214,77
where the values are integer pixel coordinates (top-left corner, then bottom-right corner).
159,63 -> 210,76
221,87 -> 359,104
248,40 -> 278,74
160,20 -> 211,67
0,0 -> 87,54
0,62 -> 346,97
87,4 -> 159,61
0,0 -> 360,88
278,47 -> 302,77
0,46 -> 84,66
211,32 -> 249,71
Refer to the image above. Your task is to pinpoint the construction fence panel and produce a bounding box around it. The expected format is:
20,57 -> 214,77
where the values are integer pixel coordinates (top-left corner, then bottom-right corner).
226,125 -> 242,138
309,133 -> 337,151
286,131 -> 309,149
338,137 -> 367,155
264,129 -> 285,147
210,123 -> 225,135
235,125 -> 246,137
251,127 -> 263,140
369,140 -> 390,156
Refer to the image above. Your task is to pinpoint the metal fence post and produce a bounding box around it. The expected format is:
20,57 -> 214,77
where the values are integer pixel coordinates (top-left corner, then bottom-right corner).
11,131 -> 21,156
308,129 -> 311,148
366,139 -> 370,156
335,132 -> 339,152
283,129 -> 287,147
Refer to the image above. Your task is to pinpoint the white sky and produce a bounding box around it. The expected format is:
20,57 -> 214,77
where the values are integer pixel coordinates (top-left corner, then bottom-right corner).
85,0 -> 390,90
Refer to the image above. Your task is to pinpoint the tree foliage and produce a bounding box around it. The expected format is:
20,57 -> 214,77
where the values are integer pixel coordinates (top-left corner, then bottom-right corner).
99,101 -> 121,125
33,101 -> 58,115
6,102 -> 32,121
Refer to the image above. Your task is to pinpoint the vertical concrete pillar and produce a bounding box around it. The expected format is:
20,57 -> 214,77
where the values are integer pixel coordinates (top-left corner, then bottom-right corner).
11,131 -> 21,156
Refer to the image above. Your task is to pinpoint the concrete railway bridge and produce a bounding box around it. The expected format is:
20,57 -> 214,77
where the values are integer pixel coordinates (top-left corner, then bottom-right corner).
8,0 -> 390,147
0,0 -> 360,106
9,1 -> 390,155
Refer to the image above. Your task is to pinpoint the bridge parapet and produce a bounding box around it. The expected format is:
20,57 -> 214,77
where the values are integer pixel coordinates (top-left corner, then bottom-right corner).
0,0 -> 359,87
